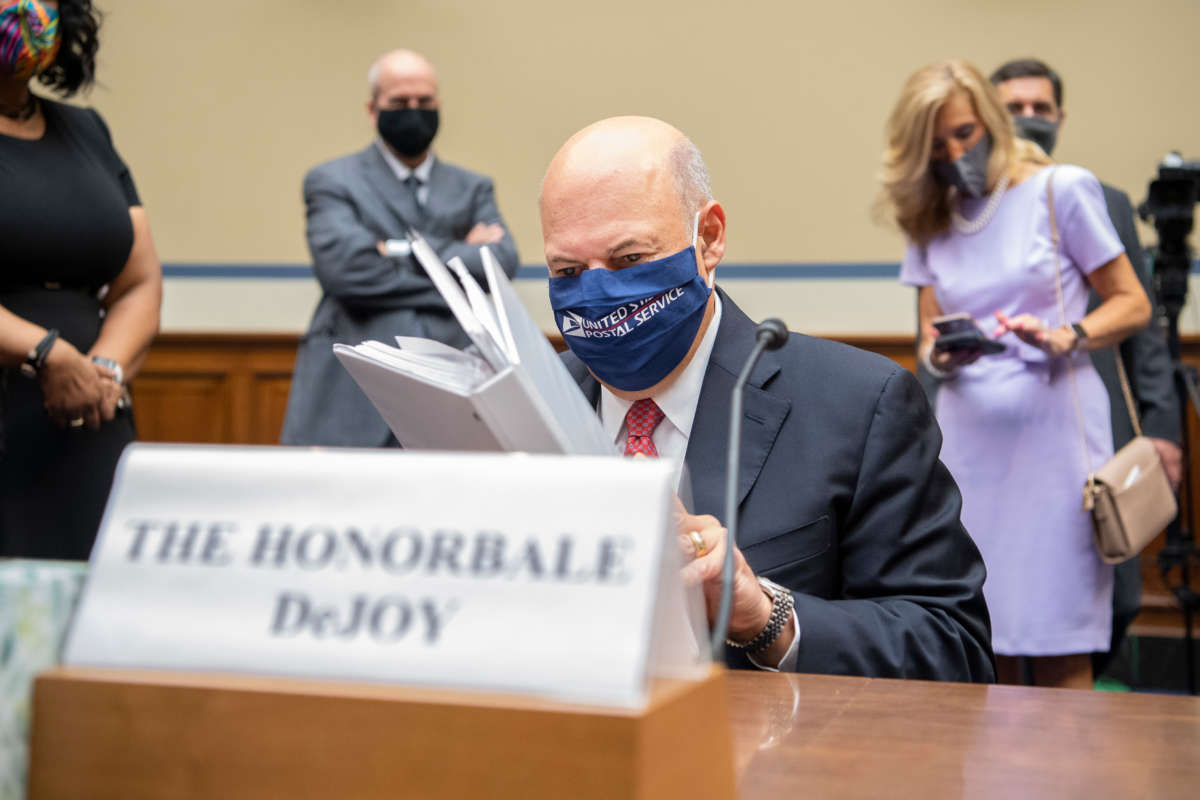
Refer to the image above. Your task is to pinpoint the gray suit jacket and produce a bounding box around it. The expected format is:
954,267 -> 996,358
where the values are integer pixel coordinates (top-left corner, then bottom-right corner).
281,145 -> 519,446
566,289 -> 995,681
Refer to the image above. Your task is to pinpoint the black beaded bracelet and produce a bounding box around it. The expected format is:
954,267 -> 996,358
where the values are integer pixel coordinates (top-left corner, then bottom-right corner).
20,328 -> 59,378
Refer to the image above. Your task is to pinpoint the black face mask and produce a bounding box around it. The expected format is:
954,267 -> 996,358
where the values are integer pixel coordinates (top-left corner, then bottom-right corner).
930,134 -> 992,199
1013,116 -> 1059,157
377,108 -> 439,157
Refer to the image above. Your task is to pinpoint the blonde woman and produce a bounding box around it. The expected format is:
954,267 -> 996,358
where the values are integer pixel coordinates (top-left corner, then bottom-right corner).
880,60 -> 1150,689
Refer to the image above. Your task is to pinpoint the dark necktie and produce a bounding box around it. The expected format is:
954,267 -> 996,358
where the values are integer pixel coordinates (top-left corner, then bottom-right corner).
624,398 -> 666,457
404,175 -> 423,208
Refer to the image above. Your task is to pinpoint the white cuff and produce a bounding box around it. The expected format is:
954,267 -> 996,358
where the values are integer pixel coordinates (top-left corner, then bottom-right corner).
746,608 -> 800,672
383,238 -> 412,258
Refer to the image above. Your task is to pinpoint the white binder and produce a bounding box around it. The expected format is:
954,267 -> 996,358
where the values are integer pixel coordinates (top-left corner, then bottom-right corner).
333,240 -> 613,456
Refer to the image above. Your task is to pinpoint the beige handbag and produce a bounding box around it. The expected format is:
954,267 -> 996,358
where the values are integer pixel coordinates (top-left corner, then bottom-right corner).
1047,169 -> 1178,564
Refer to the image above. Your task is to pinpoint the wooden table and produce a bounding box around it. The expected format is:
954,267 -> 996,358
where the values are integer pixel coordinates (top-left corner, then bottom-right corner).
27,667 -> 1200,799
728,671 -> 1200,799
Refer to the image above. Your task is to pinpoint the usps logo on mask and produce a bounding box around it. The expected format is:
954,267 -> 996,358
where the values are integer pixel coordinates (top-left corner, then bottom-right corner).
561,312 -> 587,337
562,288 -> 687,340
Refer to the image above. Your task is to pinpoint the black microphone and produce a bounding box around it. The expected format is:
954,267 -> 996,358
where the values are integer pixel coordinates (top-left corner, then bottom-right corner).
711,319 -> 789,659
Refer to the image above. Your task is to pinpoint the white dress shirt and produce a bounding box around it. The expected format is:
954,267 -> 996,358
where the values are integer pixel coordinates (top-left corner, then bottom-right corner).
375,139 -> 434,206
597,294 -> 800,672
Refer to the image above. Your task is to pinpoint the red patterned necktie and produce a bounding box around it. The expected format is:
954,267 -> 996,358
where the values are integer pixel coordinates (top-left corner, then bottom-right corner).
624,398 -> 666,457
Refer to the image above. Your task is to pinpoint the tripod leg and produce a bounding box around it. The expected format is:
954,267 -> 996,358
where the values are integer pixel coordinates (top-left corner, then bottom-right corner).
1166,362 -> 1199,694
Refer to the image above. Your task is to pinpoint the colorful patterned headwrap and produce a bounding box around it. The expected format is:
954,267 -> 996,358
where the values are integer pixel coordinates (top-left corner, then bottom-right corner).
0,0 -> 60,81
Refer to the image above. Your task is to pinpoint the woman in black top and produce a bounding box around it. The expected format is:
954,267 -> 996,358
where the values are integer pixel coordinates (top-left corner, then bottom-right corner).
0,0 -> 162,559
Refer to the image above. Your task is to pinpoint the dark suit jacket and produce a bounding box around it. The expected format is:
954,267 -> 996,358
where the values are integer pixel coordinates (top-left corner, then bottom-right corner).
1089,185 -> 1180,447
281,145 -> 519,446
1089,185 -> 1180,648
566,289 -> 995,682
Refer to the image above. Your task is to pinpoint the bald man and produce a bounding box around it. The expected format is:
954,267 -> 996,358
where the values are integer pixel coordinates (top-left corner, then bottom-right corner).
282,49 -> 519,447
542,117 -> 994,680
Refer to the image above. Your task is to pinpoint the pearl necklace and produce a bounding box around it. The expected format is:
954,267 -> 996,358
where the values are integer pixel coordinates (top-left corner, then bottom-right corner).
951,171 -> 1012,235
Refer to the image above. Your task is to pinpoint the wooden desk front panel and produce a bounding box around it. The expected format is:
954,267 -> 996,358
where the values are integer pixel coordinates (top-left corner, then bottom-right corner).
30,668 -> 1197,799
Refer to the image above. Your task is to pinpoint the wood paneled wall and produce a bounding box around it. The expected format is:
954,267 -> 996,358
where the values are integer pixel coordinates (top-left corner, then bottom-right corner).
128,332 -> 1194,636
131,334 -> 298,445
129,333 -> 920,444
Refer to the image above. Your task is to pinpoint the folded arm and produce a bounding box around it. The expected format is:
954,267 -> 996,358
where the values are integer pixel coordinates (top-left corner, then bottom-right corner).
430,179 -> 519,282
305,169 -> 446,311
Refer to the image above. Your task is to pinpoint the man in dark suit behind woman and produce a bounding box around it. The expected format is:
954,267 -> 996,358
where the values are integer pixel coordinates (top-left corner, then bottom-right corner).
540,115 -> 994,681
916,58 -> 1182,676
282,49 -> 519,448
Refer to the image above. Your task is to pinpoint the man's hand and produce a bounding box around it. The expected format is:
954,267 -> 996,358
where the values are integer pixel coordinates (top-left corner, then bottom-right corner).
1150,437 -> 1183,491
465,222 -> 505,245
675,505 -> 795,667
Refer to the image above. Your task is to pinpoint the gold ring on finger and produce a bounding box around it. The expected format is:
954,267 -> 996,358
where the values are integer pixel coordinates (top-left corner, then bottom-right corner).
688,530 -> 707,558
69,417 -> 85,428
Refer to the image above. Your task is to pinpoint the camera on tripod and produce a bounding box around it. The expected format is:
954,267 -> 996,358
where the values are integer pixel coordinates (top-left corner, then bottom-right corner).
1137,151 -> 1200,695
1138,153 -> 1200,319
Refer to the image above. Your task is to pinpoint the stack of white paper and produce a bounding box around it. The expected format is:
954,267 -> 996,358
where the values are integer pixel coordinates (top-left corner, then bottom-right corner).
333,238 -> 613,456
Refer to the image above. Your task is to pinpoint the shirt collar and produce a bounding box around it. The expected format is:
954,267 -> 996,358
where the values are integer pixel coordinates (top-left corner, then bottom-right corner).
375,139 -> 435,184
600,292 -> 723,446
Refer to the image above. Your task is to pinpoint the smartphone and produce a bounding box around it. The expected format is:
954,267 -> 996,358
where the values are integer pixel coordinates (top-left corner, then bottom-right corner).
932,313 -> 977,336
931,313 -> 1005,355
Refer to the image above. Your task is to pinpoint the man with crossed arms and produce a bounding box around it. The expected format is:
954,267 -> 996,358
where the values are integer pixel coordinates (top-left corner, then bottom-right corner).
540,116 -> 994,680
283,49 -> 519,447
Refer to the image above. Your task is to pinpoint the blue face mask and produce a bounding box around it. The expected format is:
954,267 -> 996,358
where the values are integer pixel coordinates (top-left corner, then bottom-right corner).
548,216 -> 712,391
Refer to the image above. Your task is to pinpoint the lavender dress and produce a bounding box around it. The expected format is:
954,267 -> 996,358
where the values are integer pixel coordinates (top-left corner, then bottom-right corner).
901,165 -> 1123,656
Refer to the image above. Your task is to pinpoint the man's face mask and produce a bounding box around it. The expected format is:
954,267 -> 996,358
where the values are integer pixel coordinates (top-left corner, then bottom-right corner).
548,214 -> 713,392
377,108 -> 439,158
931,133 -> 992,199
0,0 -> 60,81
1013,116 -> 1059,157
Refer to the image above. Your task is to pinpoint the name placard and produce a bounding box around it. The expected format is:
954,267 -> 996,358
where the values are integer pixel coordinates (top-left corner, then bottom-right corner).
63,445 -> 708,708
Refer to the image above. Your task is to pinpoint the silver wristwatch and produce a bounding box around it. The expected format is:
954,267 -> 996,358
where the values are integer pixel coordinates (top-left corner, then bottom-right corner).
726,577 -> 794,653
91,356 -> 123,386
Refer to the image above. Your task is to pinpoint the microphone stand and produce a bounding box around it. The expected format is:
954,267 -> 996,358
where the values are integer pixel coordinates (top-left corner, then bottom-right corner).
711,319 -> 788,660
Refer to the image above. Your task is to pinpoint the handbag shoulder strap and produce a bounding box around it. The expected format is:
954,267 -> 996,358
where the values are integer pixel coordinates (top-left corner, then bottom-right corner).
1112,346 -> 1143,437
1046,168 -> 1144,438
